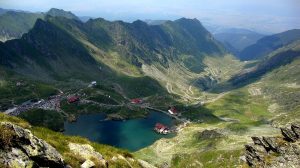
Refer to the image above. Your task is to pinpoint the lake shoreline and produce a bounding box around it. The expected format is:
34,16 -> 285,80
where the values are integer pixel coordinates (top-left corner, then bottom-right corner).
63,111 -> 177,151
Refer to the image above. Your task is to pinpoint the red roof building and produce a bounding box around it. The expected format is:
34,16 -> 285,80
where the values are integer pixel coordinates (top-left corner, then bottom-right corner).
154,123 -> 170,134
68,96 -> 80,103
131,98 -> 143,104
155,123 -> 166,130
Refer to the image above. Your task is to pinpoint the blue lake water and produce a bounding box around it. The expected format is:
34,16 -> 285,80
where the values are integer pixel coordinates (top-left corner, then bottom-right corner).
63,112 -> 175,151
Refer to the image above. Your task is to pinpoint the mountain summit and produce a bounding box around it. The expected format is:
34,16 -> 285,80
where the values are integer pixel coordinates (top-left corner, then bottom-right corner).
46,8 -> 79,20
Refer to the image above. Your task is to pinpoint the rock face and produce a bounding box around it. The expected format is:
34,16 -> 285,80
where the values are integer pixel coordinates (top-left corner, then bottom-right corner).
281,128 -> 297,142
291,124 -> 300,138
244,124 -> 300,167
0,122 -> 65,168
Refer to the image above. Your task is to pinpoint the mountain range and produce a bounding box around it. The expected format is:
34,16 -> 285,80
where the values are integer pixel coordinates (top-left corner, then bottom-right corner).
213,28 -> 265,55
1,8 -> 299,107
239,29 -> 300,60
0,9 -> 231,102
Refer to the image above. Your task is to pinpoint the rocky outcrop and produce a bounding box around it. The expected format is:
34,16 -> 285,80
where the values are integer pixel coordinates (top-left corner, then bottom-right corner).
244,123 -> 300,167
281,127 -> 297,142
291,124 -> 300,138
0,122 -> 65,168
68,143 -> 108,168
197,129 -> 225,140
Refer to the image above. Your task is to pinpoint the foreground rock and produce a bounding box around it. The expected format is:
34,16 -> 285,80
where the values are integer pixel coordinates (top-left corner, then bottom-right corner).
68,143 -> 108,168
244,123 -> 300,167
0,122 -> 65,168
81,159 -> 95,168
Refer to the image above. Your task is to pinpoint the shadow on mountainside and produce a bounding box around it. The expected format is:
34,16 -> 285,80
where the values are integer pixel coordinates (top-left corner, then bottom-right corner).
208,49 -> 300,94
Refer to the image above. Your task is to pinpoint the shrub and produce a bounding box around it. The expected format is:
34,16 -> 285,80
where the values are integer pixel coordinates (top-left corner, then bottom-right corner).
0,125 -> 15,149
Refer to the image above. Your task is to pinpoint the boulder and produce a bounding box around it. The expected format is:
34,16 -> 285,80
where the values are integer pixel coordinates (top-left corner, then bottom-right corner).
291,124 -> 300,138
252,136 -> 276,153
281,128 -> 297,142
262,137 -> 282,153
245,144 -> 265,166
81,159 -> 95,168
0,122 -> 65,168
252,137 -> 263,145
0,148 -> 35,168
68,143 -> 107,167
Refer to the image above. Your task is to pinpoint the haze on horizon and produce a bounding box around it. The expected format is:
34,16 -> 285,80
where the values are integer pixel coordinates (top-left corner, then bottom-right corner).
0,0 -> 300,34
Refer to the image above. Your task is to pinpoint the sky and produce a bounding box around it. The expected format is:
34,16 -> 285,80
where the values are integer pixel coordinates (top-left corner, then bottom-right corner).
1,0 -> 300,33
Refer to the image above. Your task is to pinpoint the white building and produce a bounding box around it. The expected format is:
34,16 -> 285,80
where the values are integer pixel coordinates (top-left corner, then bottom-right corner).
88,81 -> 97,87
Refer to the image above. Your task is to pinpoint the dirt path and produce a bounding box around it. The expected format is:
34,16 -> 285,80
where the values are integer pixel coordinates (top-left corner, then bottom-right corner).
80,99 -> 123,108
166,82 -> 202,101
202,92 -> 228,104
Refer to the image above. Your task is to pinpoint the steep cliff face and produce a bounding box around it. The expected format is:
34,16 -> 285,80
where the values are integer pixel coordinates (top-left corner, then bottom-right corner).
244,124 -> 300,167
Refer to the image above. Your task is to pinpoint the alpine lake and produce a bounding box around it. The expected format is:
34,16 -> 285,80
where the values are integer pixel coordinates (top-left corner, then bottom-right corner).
64,111 -> 175,151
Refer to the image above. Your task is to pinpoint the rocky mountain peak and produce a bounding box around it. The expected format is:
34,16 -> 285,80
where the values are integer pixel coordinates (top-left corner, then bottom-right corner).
176,17 -> 201,24
132,20 -> 148,27
46,8 -> 79,20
